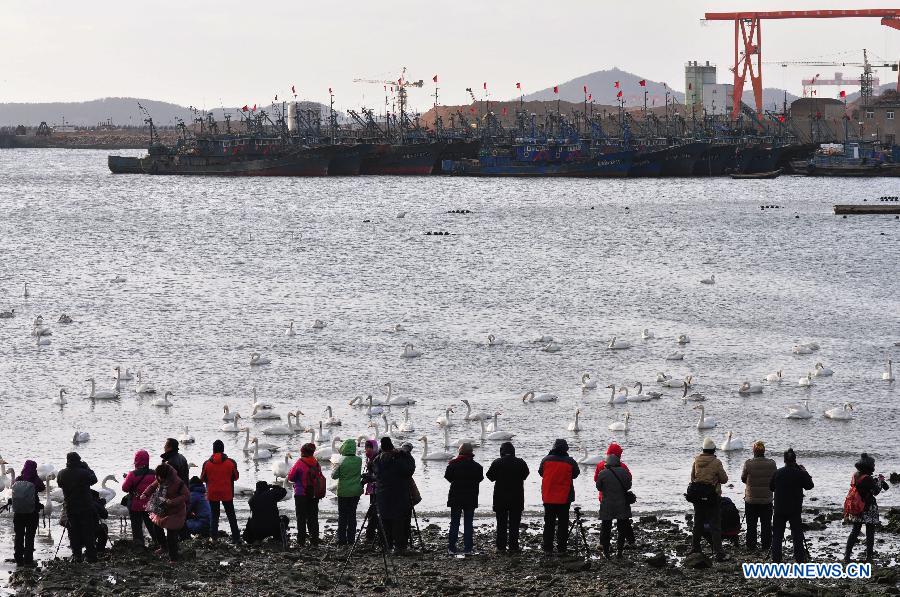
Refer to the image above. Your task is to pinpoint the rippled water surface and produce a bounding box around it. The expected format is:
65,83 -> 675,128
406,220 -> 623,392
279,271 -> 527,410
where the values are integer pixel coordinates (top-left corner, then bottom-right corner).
0,149 -> 898,559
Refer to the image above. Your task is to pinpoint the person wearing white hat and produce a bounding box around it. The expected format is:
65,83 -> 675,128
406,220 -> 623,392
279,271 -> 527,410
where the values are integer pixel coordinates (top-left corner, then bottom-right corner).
688,437 -> 729,561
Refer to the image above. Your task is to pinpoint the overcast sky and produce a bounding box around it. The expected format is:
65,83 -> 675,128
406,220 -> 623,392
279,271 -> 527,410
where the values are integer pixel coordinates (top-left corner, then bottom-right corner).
1,0 -> 898,111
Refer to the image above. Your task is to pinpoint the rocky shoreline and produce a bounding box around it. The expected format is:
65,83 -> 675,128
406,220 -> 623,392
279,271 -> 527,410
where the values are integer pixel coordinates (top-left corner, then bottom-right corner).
7,511 -> 900,596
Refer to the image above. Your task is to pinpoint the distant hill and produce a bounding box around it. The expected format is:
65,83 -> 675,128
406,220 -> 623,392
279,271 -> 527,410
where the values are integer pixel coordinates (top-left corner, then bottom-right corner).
0,97 -> 330,127
522,67 -> 799,111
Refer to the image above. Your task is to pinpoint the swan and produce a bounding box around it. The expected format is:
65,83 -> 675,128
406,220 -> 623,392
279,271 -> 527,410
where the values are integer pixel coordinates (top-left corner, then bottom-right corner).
0,308 -> 14,319
522,390 -> 558,403
445,425 -> 477,448
152,391 -> 175,407
262,413 -> 296,436
391,323 -> 405,333
700,275 -> 716,285
606,384 -> 627,405
738,382 -> 763,395
577,447 -> 604,465
765,370 -> 783,383
317,420 -> 333,442
567,409 -> 582,432
291,410 -> 310,432
367,420 -> 382,440
398,408 -> 415,433
114,366 -> 134,381
135,371 -> 156,394
461,399 -> 490,422
86,377 -> 119,400
798,373 -> 813,387
813,362 -> 834,377
792,345 -> 814,355
178,426 -> 195,445
662,375 -> 691,389
641,328 -> 655,339
608,412 -> 631,432
111,275 -> 126,283
633,382 -> 662,399
608,336 -> 632,350
57,313 -> 73,324
250,387 -> 275,410
324,405 -> 342,426
681,382 -> 706,402
666,351 -> 685,361
693,405 -> 717,429
222,405 -> 236,422
384,417 -> 408,440
384,382 -> 416,406
285,320 -> 296,336
786,400 -> 813,419
272,453 -> 294,479
53,388 -> 68,405
656,372 -> 673,383
312,319 -> 327,330
418,436 -> 454,461
719,431 -> 744,451
534,334 -> 554,344
314,437 -> 340,462
479,417 -> 514,441
0,464 -> 10,493
541,341 -> 562,353
677,334 -> 691,345
36,463 -> 56,481
365,395 -> 385,417
401,343 -> 423,358
801,342 -> 820,351
221,413 -> 245,433
36,335 -> 51,347
487,334 -> 505,346
32,324 -> 52,337
581,373 -> 598,390
243,428 -> 280,451
72,431 -> 91,444
436,407 -> 455,427
623,385 -> 650,402
98,475 -> 118,502
824,403 -> 854,420
349,395 -> 367,408
883,360 -> 894,382
250,352 -> 271,366
251,438 -> 272,461
251,404 -> 282,420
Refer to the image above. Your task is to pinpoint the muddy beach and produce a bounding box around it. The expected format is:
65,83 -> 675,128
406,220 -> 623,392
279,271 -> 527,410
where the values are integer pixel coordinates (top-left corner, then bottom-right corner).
7,509 -> 900,597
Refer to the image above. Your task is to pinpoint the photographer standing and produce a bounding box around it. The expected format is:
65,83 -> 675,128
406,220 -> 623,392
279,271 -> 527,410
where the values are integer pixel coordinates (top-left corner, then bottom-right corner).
741,440 -> 776,552
486,442 -> 529,553
538,439 -> 579,554
56,452 -> 99,563
444,443 -> 483,555
243,481 -> 288,544
331,439 -> 363,546
371,437 -> 415,554
843,453 -> 890,564
595,445 -> 633,559
10,459 -> 45,567
769,448 -> 814,563
688,438 -> 728,561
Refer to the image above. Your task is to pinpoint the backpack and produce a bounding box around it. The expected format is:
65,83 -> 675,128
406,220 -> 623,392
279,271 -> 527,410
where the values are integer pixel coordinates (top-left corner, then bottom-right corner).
304,462 -> 326,500
843,474 -> 868,518
11,480 -> 37,514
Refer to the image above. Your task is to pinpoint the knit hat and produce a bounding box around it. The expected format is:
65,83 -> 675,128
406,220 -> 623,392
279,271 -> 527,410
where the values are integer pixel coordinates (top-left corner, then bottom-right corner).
380,437 -> 394,451
855,452 -> 876,474
552,438 -> 569,453
212,439 -> 225,454
702,437 -> 716,451
499,441 -> 515,457
300,442 -> 316,457
189,476 -> 203,485
606,443 -> 623,457
458,443 -> 474,456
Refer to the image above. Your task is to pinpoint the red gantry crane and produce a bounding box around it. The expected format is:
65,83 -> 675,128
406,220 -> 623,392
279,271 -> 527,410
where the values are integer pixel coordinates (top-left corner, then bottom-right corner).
703,9 -> 900,119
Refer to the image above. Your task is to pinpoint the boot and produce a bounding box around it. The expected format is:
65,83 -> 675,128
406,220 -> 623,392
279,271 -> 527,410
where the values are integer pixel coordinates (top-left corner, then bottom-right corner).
601,543 -> 611,560
843,545 -> 853,565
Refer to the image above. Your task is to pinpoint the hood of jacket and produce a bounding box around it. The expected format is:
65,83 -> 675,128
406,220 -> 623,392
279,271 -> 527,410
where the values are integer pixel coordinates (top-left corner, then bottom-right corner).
499,442 -> 515,457
549,438 -> 569,457
340,439 -> 357,457
189,482 -> 207,495
66,452 -> 82,468
210,452 -> 227,464
605,453 -> 621,467
19,459 -> 39,484
134,449 -> 150,469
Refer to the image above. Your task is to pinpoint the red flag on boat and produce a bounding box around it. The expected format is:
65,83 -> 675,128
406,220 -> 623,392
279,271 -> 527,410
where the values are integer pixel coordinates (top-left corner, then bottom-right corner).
483,82 -> 487,90
688,83 -> 692,90
639,80 -> 646,87
433,75 -> 438,83
614,81 -> 620,88
588,94 -> 592,101
516,82 -> 521,89
329,87 -> 332,94
242,105 -> 249,112
553,86 -> 559,94
777,115 -> 786,123
617,91 -> 623,98
274,95 -> 278,101
502,107 -> 508,116
291,85 -> 295,94
252,104 -> 256,111
839,90 -> 846,98
470,107 -> 476,113
583,85 -> 587,94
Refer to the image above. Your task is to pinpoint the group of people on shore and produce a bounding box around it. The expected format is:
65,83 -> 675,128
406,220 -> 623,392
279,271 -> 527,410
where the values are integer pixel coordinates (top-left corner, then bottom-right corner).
4,434 -> 890,567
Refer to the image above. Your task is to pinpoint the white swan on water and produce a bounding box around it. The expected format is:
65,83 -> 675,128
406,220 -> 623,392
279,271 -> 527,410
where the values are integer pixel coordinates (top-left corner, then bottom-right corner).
719,431 -> 744,451
883,360 -> 894,382
221,413 -> 245,433
250,352 -> 271,366
567,409 -> 582,432
786,400 -> 813,419
624,385 -> 651,402
136,371 -> 156,394
251,404 -> 282,420
250,387 -> 274,410
765,370 -> 783,383
792,344 -> 813,355
581,373 -> 598,390
251,438 -> 273,461
824,403 -> 854,421
272,453 -> 293,478
312,319 -> 327,330
542,341 -> 562,353
666,351 -> 685,361
401,343 -> 423,358
608,412 -> 630,432
398,408 -> 415,433
739,382 -> 763,395
114,366 -> 134,381
641,328 -> 655,339
694,405 -> 717,429
480,417 -> 514,441
798,372 -> 813,387
436,407 -> 455,427
578,447 -> 604,465
487,334 -> 505,346
522,390 -> 558,403
814,362 -> 834,377
681,382 -> 706,402
262,413 -> 295,436
53,388 -> 68,405
633,382 -> 661,400
72,431 -> 91,444
222,405 -> 237,422
608,336 -> 632,350
606,384 -> 627,405
662,375 -> 691,389
418,436 -> 454,461
152,391 -> 174,407
365,395 -> 385,416
700,275 -> 716,285
243,428 -> 279,451
178,426 -> 195,444
677,334 -> 691,345
86,378 -> 118,400
324,406 -> 342,426
285,320 -> 296,336
534,334 -> 554,344
384,382 -> 416,406
35,335 -> 51,347
461,399 -> 490,422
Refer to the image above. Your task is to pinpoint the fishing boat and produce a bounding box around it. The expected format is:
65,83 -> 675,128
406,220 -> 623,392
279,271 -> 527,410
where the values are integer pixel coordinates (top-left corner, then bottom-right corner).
729,169 -> 782,180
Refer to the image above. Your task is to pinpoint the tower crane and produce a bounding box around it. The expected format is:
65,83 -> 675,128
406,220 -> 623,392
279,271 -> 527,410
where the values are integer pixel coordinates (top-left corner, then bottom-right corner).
765,50 -> 899,105
353,67 -> 424,135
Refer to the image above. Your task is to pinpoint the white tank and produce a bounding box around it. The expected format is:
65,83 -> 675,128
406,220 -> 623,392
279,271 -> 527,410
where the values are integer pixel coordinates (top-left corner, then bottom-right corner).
287,102 -> 298,133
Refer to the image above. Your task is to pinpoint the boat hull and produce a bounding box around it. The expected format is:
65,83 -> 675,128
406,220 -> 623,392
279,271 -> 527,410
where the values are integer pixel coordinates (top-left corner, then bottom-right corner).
360,143 -> 445,175
442,150 -> 633,177
693,144 -> 737,176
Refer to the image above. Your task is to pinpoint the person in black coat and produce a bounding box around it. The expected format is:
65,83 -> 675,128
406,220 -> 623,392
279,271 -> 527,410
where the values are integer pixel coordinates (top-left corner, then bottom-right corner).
485,441 -> 529,552
55,452 -> 99,563
769,448 -> 814,563
161,438 -> 190,487
243,481 -> 289,544
371,437 -> 416,553
444,443 -> 484,554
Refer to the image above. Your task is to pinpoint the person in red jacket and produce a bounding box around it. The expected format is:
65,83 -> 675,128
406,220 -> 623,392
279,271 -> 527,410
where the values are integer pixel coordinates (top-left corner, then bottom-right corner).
200,439 -> 240,543
538,439 -> 579,554
594,443 -> 635,547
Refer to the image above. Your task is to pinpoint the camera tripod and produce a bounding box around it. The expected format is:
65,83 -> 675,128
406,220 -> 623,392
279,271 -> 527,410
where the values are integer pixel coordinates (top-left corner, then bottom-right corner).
339,506 -> 396,587
567,506 -> 591,560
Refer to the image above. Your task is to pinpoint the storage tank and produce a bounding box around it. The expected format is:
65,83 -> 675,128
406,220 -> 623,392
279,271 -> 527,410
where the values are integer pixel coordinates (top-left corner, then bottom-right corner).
287,102 -> 298,133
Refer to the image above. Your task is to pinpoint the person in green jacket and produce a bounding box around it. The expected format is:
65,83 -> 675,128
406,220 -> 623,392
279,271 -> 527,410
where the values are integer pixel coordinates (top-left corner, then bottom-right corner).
331,439 -> 363,545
